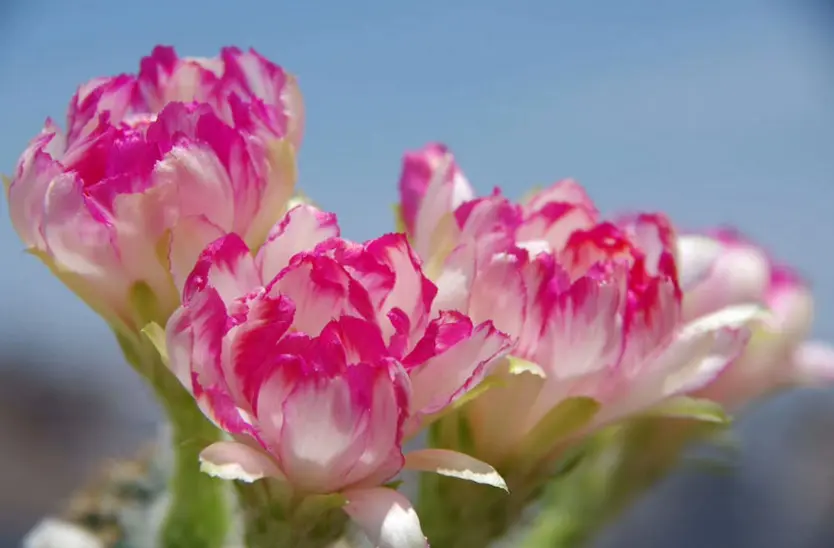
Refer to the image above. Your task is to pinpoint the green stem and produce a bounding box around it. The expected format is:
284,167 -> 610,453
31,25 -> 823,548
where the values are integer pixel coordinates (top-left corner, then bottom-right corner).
234,481 -> 349,548
520,418 -> 727,548
116,330 -> 229,548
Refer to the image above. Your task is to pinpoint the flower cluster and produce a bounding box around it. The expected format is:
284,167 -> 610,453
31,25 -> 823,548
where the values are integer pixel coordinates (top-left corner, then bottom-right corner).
7,47 -> 834,548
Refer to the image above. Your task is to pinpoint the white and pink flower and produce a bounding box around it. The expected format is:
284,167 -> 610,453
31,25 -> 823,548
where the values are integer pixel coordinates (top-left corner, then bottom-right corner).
678,228 -> 834,408
397,143 -> 766,468
165,205 -> 511,547
6,46 -> 304,330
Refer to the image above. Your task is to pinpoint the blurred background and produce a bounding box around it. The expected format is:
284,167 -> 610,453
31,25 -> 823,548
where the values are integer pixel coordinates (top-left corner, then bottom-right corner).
1,0 -> 833,546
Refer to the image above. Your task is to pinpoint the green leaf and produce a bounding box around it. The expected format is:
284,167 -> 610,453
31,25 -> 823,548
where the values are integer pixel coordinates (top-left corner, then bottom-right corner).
2,174 -> 11,194
647,396 -> 731,424
517,397 -> 600,466
141,322 -> 170,368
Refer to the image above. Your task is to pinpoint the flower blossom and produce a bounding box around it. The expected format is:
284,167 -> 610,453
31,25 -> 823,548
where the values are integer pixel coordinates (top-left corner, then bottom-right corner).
678,229 -> 834,409
396,143 -> 766,469
165,205 -> 512,547
6,46 -> 303,331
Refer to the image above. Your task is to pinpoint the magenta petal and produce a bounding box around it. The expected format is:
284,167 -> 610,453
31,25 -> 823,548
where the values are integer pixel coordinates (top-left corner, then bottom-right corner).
407,316 -> 512,418
184,233 -> 260,306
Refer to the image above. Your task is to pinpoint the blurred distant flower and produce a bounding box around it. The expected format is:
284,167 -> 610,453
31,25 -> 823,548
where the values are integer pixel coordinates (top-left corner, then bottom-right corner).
165,205 -> 510,548
6,45 -> 304,333
679,228 -> 834,408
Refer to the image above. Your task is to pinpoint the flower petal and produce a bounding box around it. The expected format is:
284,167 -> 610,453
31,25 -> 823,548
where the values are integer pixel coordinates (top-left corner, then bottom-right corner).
676,234 -> 723,291
404,448 -> 507,491
343,487 -> 427,548
168,215 -> 226,295
278,361 -> 403,494
199,440 -> 284,482
184,233 -> 260,306
406,315 -> 512,421
791,340 -> 834,386
255,204 -> 340,281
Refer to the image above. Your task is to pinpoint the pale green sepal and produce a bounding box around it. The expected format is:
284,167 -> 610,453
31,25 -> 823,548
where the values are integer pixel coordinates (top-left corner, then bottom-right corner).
507,355 -> 546,377
517,397 -> 600,466
141,322 -> 170,368
392,203 -> 406,234
129,281 -> 164,327
647,396 -> 731,424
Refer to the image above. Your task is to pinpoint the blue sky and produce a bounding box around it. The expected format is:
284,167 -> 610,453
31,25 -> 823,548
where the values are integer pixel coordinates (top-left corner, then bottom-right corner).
0,0 -> 832,418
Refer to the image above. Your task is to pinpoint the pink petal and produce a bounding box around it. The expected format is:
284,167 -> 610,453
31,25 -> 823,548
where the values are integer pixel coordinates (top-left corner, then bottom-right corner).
150,104 -> 241,229
184,234 -> 260,307
791,340 -> 834,386
343,487 -> 427,548
362,234 -> 437,344
601,305 -> 766,423
522,179 -> 598,214
278,361 -> 404,494
523,271 -> 626,430
401,143 -> 474,259
67,74 -> 139,144
617,213 -> 677,278
255,204 -> 340,281
406,314 -> 512,420
199,440 -> 283,482
560,223 -> 638,280
243,138 -> 298,251
465,249 -> 527,339
766,269 -> 813,343
682,238 -> 770,321
166,305 -> 197,390
227,293 -> 297,408
675,235 -> 723,291
168,215 -> 226,295
8,124 -> 66,249
268,254 -> 374,334
518,202 -> 596,253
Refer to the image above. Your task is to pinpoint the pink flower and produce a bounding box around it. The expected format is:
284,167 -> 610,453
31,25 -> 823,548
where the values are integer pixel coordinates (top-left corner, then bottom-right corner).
166,205 -> 511,547
678,229 -> 834,408
67,45 -> 304,150
397,143 -> 765,467
6,46 -> 304,330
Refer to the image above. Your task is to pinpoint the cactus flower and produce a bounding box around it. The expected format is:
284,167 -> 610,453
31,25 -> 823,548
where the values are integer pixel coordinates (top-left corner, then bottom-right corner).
165,205 -> 511,547
6,46 -> 303,332
396,143 -> 766,470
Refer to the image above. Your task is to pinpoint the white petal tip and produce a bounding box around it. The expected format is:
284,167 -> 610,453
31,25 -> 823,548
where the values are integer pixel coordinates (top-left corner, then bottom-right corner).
405,448 -> 509,492
199,458 -> 265,482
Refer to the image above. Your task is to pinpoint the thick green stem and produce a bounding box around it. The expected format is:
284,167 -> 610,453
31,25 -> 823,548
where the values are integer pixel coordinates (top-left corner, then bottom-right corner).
116,330 -> 229,548
235,481 -> 348,548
